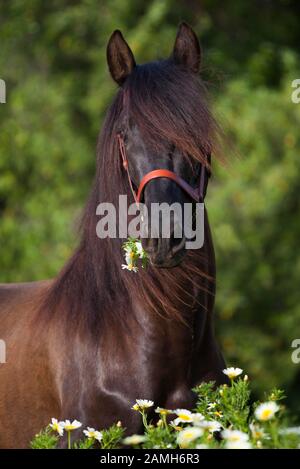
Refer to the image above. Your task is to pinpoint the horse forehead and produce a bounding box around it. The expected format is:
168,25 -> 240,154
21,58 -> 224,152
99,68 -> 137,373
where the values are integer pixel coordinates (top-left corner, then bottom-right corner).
128,127 -> 163,160
127,123 -> 190,172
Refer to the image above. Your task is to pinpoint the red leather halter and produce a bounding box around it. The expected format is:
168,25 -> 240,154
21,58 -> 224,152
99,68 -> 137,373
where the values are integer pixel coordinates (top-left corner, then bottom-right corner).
117,133 -> 210,204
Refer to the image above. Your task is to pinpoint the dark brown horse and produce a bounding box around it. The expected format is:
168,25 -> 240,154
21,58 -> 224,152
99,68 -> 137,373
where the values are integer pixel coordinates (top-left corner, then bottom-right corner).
0,23 -> 227,448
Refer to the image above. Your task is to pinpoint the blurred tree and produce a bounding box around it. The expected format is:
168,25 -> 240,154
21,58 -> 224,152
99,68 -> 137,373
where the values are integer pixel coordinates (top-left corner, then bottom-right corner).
211,72 -> 300,413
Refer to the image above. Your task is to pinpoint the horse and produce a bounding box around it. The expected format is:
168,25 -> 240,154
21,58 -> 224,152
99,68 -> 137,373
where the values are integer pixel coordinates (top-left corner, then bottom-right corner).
0,22 -> 227,448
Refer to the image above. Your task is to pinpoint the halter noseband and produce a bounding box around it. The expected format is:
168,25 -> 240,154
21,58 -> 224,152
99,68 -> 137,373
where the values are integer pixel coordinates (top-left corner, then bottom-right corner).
117,133 -> 211,205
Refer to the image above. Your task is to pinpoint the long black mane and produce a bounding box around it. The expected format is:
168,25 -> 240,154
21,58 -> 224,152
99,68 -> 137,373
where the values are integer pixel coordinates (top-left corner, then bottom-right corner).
42,60 -> 220,334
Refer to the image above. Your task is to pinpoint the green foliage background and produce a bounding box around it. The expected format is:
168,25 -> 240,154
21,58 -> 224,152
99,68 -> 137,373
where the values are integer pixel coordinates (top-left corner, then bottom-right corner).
0,1 -> 300,413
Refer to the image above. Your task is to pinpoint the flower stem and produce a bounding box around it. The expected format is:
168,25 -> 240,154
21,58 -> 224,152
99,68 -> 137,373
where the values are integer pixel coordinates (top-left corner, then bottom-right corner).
67,431 -> 71,449
269,421 -> 279,448
162,414 -> 168,430
141,410 -> 148,430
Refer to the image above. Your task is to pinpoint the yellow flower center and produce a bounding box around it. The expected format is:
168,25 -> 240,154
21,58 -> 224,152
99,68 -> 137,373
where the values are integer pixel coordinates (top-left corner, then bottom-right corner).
65,424 -> 76,431
261,409 -> 272,420
179,414 -> 192,421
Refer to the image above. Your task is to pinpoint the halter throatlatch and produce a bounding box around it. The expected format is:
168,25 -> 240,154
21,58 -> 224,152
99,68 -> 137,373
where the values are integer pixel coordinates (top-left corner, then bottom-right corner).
117,133 -> 211,204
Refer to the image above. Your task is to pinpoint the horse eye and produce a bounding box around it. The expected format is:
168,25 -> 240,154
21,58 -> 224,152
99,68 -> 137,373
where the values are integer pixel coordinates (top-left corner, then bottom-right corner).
123,134 -> 129,145
191,162 -> 201,177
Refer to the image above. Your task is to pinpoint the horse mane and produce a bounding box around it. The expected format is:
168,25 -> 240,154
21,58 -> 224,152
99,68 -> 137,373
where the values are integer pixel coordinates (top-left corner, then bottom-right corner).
41,59 -> 221,335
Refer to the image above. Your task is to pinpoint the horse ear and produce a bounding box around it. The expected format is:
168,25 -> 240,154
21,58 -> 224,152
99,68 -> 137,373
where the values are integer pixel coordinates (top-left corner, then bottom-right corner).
107,30 -> 136,86
172,22 -> 201,73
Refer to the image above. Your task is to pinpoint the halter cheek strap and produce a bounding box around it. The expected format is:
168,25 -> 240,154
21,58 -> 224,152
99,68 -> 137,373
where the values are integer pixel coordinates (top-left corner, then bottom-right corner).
117,133 -> 211,204
117,133 -> 139,204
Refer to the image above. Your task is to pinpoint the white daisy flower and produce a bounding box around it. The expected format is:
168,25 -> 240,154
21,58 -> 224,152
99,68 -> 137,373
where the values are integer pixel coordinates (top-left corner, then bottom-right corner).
223,367 -> 243,380
49,418 -> 64,436
135,241 -> 144,257
199,420 -> 222,433
225,441 -> 252,449
132,399 -> 154,411
174,409 -> 193,425
222,429 -> 249,443
192,413 -> 205,425
83,427 -> 103,442
125,251 -> 134,264
123,434 -> 147,445
249,422 -> 266,440
62,419 -> 82,431
195,443 -> 209,449
122,263 -> 138,272
177,427 -> 204,448
169,420 -> 183,431
136,399 -> 154,409
254,401 -> 280,421
155,407 -> 172,415
207,403 -> 217,410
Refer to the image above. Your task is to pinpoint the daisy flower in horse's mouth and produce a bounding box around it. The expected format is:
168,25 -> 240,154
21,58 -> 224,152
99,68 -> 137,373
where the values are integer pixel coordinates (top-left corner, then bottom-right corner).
132,399 -> 154,411
254,401 -> 280,421
222,367 -> 243,380
122,263 -> 138,272
83,427 -> 103,442
122,238 -> 148,272
62,419 -> 82,431
134,241 -> 144,256
49,418 -> 64,436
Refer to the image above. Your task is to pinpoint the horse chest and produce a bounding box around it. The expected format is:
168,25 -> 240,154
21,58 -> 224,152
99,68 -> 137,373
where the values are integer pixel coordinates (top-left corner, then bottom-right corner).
100,318 -> 195,398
